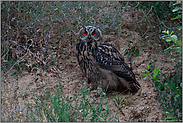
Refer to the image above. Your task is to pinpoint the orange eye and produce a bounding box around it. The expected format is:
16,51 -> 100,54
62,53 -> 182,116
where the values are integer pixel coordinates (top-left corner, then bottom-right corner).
84,31 -> 87,36
92,32 -> 96,36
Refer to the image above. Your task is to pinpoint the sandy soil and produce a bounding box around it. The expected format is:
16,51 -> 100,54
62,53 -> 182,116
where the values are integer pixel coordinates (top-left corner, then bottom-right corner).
1,4 -> 177,122
2,28 -> 177,122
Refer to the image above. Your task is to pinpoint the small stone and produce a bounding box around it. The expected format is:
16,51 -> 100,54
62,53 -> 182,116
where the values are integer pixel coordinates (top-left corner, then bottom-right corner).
144,93 -> 147,97
140,107 -> 144,110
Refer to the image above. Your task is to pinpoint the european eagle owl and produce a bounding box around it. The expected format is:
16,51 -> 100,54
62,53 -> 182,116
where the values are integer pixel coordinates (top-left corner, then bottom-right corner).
76,26 -> 140,93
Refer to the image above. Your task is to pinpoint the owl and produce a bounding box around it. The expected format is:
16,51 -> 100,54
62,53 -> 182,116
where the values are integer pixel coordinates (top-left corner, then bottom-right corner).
76,26 -> 140,93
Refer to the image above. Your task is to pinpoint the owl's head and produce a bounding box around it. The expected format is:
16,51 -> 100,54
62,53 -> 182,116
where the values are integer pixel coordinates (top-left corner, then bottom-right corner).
77,26 -> 102,43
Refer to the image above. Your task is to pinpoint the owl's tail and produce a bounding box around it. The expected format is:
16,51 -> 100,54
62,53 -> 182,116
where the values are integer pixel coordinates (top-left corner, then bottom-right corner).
129,81 -> 141,93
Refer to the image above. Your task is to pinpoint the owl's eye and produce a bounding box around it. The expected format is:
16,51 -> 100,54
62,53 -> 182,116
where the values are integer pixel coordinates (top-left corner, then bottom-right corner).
84,31 -> 87,36
92,32 -> 96,36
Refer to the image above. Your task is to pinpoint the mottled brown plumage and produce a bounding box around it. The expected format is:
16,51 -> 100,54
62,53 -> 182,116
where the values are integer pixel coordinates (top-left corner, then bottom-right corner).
76,26 -> 140,93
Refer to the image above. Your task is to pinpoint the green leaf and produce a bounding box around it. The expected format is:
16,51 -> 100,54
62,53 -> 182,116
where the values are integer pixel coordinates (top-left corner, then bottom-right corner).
162,30 -> 167,34
171,35 -> 178,43
141,73 -> 148,76
155,81 -> 160,87
143,76 -> 151,80
176,40 -> 182,46
176,47 -> 182,53
177,26 -> 182,30
166,83 -> 174,89
173,1 -> 181,5
152,77 -> 159,81
133,49 -> 139,56
172,7 -> 181,12
166,38 -> 172,42
170,31 -> 174,36
158,83 -> 165,91
141,69 -> 147,73
153,68 -> 159,78
124,49 -> 129,55
175,94 -> 181,98
166,116 -> 177,120
128,44 -> 131,48
128,53 -> 132,58
170,119 -> 179,122
171,14 -> 182,20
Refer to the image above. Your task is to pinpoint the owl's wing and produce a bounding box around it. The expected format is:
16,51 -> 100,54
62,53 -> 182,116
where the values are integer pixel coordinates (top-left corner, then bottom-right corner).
94,42 -> 140,92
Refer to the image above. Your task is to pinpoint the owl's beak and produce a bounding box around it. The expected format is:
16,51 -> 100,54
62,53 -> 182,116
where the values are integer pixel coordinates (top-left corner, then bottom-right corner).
88,34 -> 91,40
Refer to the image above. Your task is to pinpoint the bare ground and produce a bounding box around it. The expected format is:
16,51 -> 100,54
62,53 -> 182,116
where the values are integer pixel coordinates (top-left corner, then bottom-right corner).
1,4 -> 178,121
2,27 -> 177,122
